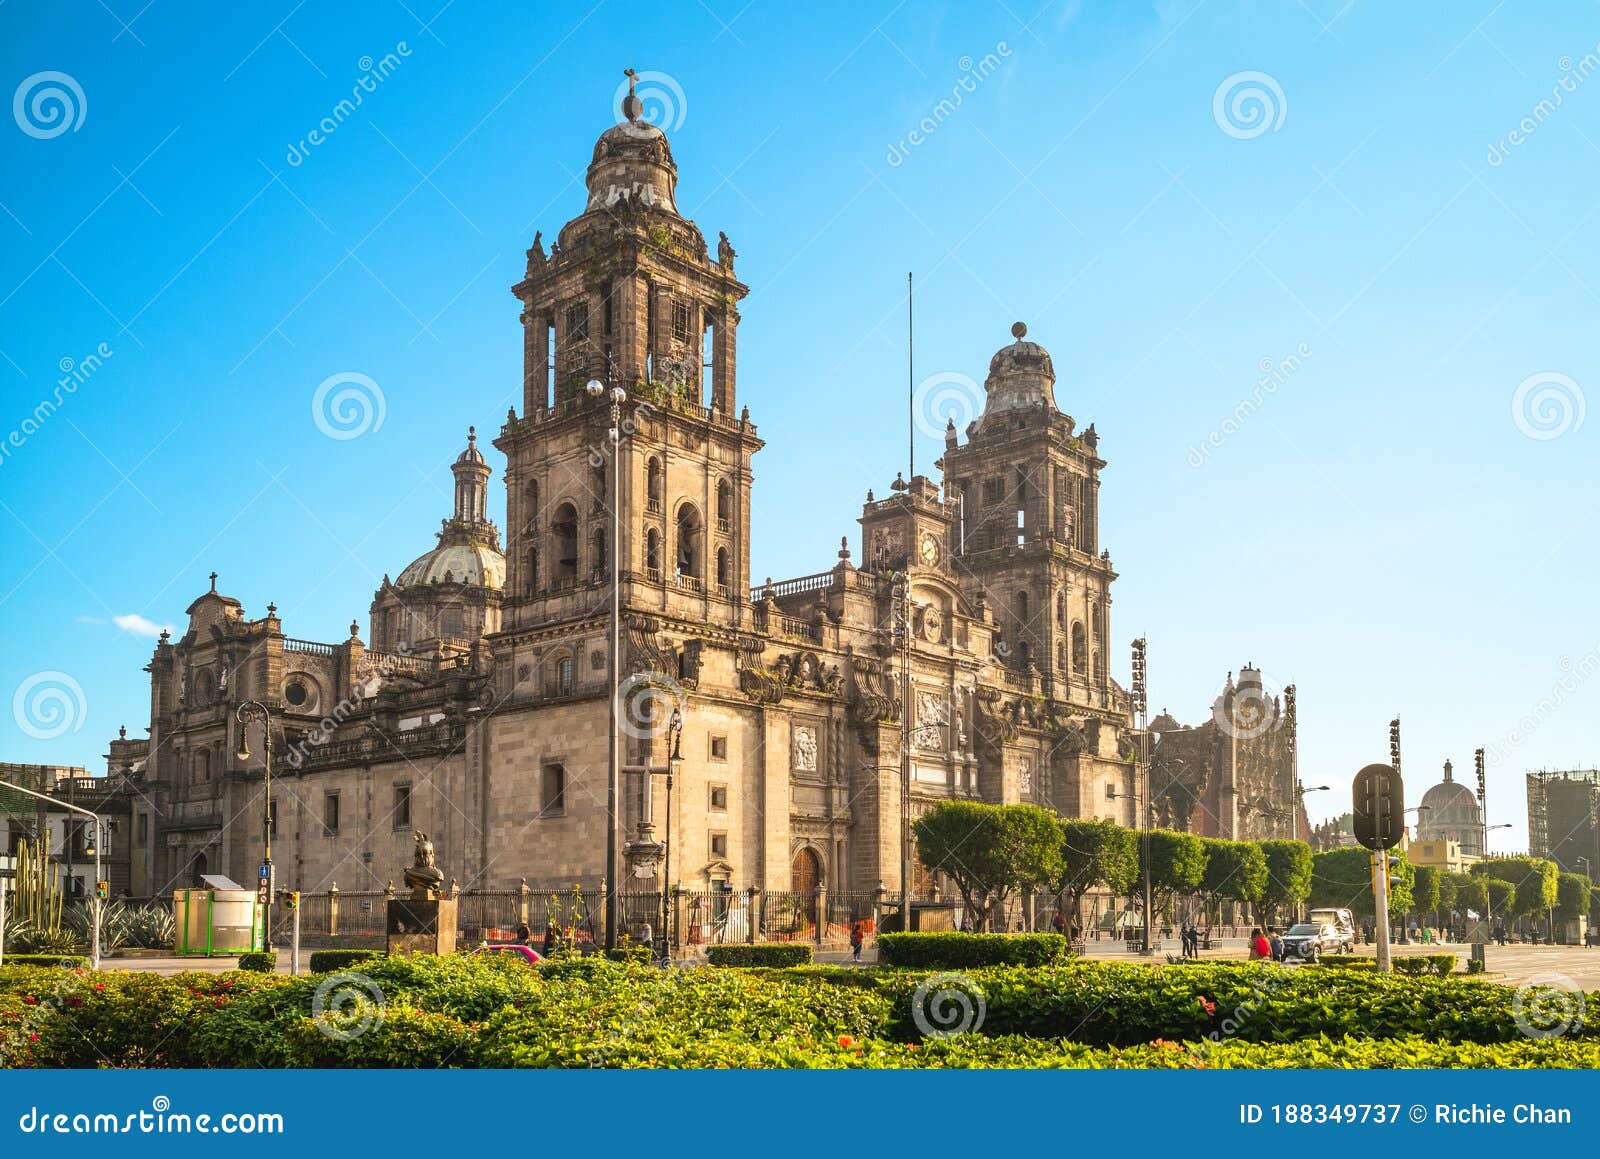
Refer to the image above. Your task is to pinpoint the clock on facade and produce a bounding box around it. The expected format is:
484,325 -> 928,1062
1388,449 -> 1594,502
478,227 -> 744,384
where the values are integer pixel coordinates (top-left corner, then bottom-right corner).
918,532 -> 940,566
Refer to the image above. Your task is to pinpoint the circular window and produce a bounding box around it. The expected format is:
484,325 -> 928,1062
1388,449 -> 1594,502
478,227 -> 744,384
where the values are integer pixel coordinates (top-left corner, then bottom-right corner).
284,680 -> 310,707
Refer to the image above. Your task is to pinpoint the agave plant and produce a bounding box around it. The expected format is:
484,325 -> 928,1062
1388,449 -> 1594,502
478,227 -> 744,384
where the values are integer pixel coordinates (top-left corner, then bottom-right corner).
13,923 -> 80,954
125,903 -> 176,949
63,901 -> 130,952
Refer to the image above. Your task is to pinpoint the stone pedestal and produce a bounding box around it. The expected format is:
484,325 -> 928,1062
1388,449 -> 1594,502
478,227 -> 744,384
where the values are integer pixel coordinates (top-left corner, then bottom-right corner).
387,895 -> 457,958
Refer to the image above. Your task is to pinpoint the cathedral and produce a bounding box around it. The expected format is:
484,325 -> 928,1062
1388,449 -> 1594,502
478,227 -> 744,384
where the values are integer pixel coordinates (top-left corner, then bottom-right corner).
101,81 -> 1256,909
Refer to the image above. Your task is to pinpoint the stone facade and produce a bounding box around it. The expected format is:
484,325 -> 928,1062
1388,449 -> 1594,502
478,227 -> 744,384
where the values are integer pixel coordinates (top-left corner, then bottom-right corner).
105,84 -> 1144,903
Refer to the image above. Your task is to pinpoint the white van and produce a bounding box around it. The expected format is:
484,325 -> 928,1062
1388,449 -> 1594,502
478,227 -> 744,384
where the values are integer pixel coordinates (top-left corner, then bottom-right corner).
1308,907 -> 1357,953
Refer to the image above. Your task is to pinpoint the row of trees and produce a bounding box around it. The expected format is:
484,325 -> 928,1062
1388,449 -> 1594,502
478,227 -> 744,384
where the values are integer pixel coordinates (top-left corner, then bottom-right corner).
912,802 -> 1598,934
911,801 -> 1314,932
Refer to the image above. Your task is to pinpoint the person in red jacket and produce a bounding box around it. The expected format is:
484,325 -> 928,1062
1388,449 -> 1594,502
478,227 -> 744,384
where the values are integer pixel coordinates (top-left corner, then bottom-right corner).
1249,928 -> 1272,960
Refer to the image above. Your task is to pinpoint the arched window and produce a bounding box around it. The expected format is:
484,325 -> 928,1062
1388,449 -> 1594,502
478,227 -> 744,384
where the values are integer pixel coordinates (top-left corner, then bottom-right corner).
591,459 -> 606,509
646,528 -> 661,575
1093,650 -> 1103,684
593,526 -> 608,574
1055,591 -> 1066,627
1078,476 -> 1094,552
553,502 -> 578,585
676,503 -> 702,579
1057,642 -> 1067,672
441,607 -> 464,639
716,478 -> 733,528
1071,621 -> 1087,675
555,655 -> 575,696
526,547 -> 540,594
715,546 -> 729,590
193,749 -> 209,782
1015,590 -> 1030,621
646,457 -> 663,511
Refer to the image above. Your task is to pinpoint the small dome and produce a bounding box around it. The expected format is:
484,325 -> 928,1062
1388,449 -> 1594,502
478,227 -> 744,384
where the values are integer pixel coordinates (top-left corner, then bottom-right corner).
395,541 -> 505,591
975,322 -> 1058,431
1419,779 -> 1478,813
456,425 -> 486,466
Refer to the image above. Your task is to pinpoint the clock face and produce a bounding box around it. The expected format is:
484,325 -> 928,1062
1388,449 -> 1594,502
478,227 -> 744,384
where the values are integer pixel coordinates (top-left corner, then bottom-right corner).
919,532 -> 940,566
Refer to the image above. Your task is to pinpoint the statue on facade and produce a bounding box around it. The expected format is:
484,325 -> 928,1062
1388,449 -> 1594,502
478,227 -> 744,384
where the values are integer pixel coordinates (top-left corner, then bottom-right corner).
718,231 -> 736,272
403,831 -> 445,897
528,230 -> 546,267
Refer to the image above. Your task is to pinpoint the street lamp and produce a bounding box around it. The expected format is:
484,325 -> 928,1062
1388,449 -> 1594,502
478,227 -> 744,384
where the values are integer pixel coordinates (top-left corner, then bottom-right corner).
1293,783 -> 1331,843
587,366 -> 628,953
622,707 -> 682,961
1578,856 -> 1592,882
234,699 -> 274,952
1130,638 -> 1151,953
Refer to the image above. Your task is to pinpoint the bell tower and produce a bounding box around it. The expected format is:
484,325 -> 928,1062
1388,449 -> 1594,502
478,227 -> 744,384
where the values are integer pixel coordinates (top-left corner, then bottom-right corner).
939,322 -> 1116,709
494,73 -> 762,639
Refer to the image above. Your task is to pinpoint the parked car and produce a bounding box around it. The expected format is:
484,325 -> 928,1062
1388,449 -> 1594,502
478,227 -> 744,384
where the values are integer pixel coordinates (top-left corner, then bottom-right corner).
470,943 -> 544,965
1308,907 -> 1358,951
1280,922 -> 1345,961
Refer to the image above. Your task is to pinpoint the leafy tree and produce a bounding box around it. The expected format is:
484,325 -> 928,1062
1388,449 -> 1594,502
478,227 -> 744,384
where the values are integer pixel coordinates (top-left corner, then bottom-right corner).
1308,846 -> 1413,920
1472,857 -> 1559,918
1053,819 -> 1138,933
1138,829 -> 1206,924
1255,840 -> 1313,928
1435,870 -> 1459,920
1556,872 -> 1592,919
1198,838 -> 1268,924
1484,878 -> 1516,922
1451,872 -> 1487,918
1410,865 -> 1440,921
913,802 -> 1062,931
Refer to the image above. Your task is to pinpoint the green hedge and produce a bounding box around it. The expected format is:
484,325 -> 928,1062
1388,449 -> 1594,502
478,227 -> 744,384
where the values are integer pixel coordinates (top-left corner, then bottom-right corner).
2,957 -> 1595,1069
862,962 -> 1594,1046
0,954 -> 90,969
603,946 -> 651,963
1394,954 -> 1458,976
308,949 -> 385,974
706,943 -> 812,968
237,952 -> 276,973
876,932 -> 1067,969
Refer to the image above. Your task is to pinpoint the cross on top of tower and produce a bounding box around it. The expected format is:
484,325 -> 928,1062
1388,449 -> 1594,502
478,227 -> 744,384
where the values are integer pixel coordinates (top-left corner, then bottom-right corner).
208,571 -> 217,592
622,68 -> 642,122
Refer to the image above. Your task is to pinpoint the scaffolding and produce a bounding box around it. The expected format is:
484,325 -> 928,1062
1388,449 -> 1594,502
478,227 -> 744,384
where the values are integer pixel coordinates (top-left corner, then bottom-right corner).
1526,768 -> 1600,873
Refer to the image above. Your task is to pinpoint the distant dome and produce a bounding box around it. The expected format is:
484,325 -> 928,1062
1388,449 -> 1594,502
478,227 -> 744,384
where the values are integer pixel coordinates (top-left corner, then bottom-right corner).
1420,778 -> 1478,813
395,540 -> 505,591
974,321 -> 1059,431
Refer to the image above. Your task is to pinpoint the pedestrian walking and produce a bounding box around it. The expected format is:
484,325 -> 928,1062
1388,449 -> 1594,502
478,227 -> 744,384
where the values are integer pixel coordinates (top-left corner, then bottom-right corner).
1248,928 -> 1271,960
1052,911 -> 1066,937
640,921 -> 654,955
850,922 -> 864,962
515,920 -> 531,946
543,921 -> 561,958
1268,927 -> 1285,962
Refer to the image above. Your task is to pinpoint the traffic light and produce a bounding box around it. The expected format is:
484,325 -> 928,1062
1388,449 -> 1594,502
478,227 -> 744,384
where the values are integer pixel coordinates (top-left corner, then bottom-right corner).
94,880 -> 109,901
280,889 -> 299,910
1352,762 -> 1405,851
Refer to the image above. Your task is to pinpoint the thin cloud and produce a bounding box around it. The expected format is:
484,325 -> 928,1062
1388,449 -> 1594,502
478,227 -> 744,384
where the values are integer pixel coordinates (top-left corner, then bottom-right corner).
113,613 -> 171,637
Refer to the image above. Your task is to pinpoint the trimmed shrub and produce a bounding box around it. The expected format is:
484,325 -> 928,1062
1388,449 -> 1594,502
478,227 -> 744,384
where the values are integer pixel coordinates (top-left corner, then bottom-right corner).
706,943 -> 812,968
1467,958 -> 1486,975
876,932 -> 1067,969
309,949 -> 384,974
0,954 -> 90,969
237,952 -> 277,973
603,946 -> 651,964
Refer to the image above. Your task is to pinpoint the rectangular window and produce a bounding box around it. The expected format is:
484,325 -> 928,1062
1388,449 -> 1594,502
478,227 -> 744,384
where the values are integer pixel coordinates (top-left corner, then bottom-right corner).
565,301 -> 588,342
709,735 -> 728,761
709,785 -> 728,812
323,792 -> 341,836
136,814 -> 149,846
541,763 -> 566,817
672,301 -> 692,343
709,831 -> 728,858
393,783 -> 412,830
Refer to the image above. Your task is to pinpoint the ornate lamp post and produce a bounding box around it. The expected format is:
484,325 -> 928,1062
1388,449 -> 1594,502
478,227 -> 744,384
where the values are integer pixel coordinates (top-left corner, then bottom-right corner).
1130,637 -> 1151,953
587,366 -> 628,952
234,699 -> 274,951
623,708 -> 682,961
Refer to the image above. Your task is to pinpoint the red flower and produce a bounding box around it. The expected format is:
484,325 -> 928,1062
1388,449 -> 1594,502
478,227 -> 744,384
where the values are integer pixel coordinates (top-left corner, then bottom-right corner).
28,1033 -> 38,1042
1198,996 -> 1217,1016
838,1035 -> 854,1048
22,996 -> 36,1005
66,997 -> 82,1008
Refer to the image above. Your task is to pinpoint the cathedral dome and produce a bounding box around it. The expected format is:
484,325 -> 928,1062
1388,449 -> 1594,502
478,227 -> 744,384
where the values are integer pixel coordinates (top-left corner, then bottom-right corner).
580,73 -> 680,218
975,322 -> 1059,430
395,539 -> 505,591
1420,776 -> 1478,814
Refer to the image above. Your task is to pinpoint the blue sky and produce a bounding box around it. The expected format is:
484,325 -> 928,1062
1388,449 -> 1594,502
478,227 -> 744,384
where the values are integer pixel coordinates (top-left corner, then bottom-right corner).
1,1 -> 1595,847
